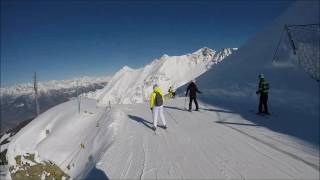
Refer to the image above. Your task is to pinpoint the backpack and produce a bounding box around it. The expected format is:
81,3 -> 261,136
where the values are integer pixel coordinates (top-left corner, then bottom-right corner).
155,92 -> 163,106
259,80 -> 269,94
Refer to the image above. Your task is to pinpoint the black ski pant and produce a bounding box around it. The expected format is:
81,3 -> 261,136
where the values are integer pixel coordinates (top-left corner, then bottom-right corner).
258,94 -> 269,113
189,96 -> 199,110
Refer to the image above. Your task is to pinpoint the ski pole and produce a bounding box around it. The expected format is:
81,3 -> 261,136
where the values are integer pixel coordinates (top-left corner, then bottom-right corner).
184,96 -> 187,110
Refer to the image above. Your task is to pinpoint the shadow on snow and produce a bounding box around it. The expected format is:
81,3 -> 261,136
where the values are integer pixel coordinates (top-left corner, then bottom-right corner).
199,96 -> 319,147
215,121 -> 262,127
85,166 -> 109,180
163,106 -> 188,112
164,105 -> 236,114
128,114 -> 154,131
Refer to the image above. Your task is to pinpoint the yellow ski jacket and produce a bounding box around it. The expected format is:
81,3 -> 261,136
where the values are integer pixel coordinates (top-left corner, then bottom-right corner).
149,86 -> 164,108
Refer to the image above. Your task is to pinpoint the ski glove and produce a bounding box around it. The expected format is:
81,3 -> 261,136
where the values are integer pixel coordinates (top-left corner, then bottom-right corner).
150,108 -> 153,111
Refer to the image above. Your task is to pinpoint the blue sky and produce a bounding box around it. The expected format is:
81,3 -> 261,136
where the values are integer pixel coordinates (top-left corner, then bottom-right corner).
1,0 -> 293,86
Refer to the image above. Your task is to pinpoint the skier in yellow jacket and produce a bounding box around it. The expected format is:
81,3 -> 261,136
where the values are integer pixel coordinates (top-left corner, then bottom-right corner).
168,86 -> 174,99
150,84 -> 167,131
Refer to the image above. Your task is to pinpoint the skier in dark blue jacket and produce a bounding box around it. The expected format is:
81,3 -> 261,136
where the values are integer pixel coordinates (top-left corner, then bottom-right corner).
186,80 -> 202,111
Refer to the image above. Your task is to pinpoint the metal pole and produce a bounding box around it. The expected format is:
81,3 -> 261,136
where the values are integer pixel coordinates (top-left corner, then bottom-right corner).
285,25 -> 297,55
77,80 -> 80,114
272,27 -> 285,62
34,72 -> 40,117
286,23 -> 320,28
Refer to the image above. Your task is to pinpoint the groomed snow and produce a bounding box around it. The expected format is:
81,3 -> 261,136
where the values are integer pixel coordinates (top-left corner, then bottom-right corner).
4,97 -> 318,179
94,98 -> 319,179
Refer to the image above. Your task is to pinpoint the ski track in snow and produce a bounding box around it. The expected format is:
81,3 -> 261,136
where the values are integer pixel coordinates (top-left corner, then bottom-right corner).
220,122 -> 319,171
165,104 -> 247,179
95,98 -> 319,179
139,137 -> 147,179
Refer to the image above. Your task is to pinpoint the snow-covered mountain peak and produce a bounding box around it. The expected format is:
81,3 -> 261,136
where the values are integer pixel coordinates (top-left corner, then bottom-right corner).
194,47 -> 216,56
85,47 -> 236,105
160,54 -> 170,59
120,65 -> 133,72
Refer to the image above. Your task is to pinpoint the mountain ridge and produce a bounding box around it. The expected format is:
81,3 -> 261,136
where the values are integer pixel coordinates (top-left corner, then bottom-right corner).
85,47 -> 236,105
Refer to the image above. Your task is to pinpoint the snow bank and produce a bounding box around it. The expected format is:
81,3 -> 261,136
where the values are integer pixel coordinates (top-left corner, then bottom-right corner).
5,98 -> 124,179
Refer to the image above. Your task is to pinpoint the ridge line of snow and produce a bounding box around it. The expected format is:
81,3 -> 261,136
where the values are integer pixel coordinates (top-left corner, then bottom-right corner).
85,47 -> 236,105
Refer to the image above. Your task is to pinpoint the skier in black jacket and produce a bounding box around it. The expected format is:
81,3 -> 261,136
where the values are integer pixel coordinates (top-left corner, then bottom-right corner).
256,74 -> 270,115
185,80 -> 202,111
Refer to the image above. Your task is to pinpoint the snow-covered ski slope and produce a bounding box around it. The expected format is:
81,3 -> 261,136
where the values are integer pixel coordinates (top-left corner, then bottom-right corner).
2,1 -> 319,179
85,47 -> 236,105
93,97 -> 318,179
4,97 -> 318,179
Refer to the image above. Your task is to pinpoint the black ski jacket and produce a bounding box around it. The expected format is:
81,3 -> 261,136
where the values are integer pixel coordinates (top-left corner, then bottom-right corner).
186,82 -> 201,98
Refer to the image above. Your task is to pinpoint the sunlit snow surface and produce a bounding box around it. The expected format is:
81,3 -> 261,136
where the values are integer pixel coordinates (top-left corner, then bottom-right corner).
2,1 -> 319,179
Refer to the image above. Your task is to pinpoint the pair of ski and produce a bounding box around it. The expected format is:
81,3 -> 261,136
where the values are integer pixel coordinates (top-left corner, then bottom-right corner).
249,110 -> 275,118
188,109 -> 201,112
256,113 -> 271,116
153,125 -> 167,135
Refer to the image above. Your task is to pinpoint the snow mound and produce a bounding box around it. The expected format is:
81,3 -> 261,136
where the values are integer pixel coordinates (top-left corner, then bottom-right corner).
86,47 -> 236,106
